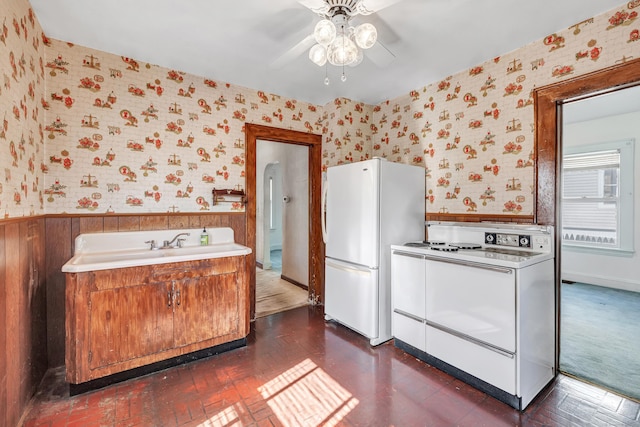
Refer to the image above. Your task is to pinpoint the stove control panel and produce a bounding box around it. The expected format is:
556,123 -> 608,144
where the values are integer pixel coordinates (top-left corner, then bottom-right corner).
485,232 -> 531,248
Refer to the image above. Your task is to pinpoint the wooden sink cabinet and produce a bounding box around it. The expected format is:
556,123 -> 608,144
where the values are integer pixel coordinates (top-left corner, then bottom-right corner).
65,255 -> 249,384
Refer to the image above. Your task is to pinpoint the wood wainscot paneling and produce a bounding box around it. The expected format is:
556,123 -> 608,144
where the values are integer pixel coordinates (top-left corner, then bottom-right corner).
45,212 -> 246,369
425,213 -> 535,223
0,223 -> 5,426
0,217 -> 48,427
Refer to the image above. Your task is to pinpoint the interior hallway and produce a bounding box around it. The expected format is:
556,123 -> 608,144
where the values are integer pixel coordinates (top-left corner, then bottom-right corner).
255,257 -> 308,318
21,306 -> 640,426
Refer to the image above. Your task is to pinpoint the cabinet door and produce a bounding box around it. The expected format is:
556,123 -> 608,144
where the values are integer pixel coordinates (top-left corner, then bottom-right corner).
391,251 -> 426,351
173,272 -> 240,347
88,282 -> 174,369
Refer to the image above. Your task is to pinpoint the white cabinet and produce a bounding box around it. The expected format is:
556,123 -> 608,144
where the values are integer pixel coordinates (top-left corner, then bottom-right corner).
391,250 -> 426,352
390,246 -> 554,410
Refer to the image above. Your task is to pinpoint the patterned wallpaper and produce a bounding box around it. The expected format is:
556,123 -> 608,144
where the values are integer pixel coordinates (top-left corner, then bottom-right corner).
0,1 -> 45,218
41,40 -> 325,214
322,97 -> 374,169
367,3 -> 640,216
2,1 -> 640,218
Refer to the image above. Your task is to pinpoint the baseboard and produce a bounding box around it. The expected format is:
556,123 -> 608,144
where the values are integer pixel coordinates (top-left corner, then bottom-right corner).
562,272 -> 640,293
68,338 -> 247,396
281,274 -> 308,290
394,339 -> 523,410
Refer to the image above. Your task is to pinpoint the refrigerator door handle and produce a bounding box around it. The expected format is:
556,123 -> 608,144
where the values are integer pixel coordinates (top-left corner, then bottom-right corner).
326,257 -> 376,273
321,179 -> 329,244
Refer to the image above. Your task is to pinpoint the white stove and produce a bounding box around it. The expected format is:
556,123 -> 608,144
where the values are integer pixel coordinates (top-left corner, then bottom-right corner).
398,222 -> 554,268
390,221 -> 556,410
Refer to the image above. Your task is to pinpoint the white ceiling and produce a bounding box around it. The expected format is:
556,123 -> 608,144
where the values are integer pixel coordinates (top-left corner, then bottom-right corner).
563,85 -> 640,124
30,0 -> 623,106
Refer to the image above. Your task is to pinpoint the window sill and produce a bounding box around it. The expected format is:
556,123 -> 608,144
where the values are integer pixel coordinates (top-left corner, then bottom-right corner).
561,244 -> 635,257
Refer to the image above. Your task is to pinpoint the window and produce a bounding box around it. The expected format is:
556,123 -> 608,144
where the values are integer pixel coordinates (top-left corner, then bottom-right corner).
269,177 -> 274,229
561,139 -> 634,253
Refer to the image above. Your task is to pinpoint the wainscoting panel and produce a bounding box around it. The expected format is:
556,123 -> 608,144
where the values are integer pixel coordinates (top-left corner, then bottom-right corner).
0,218 -> 48,427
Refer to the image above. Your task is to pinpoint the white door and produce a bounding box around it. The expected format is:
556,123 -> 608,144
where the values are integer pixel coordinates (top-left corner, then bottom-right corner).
325,160 -> 379,267
325,258 -> 379,338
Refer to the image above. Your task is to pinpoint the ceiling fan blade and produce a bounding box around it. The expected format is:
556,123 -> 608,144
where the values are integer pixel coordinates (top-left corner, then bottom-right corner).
365,40 -> 396,67
254,8 -> 315,42
361,13 -> 400,44
297,0 -> 328,15
358,0 -> 405,14
270,34 -> 317,69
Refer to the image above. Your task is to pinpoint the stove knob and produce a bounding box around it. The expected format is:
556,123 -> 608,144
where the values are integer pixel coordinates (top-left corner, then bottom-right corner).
519,236 -> 530,247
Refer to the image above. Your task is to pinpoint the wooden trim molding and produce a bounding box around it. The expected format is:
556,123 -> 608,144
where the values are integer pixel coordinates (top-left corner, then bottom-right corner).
245,124 -> 324,319
425,213 -> 534,224
534,57 -> 640,226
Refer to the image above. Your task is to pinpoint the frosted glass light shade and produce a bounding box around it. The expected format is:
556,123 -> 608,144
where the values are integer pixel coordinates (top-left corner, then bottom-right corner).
327,34 -> 358,66
354,23 -> 377,49
314,19 -> 336,46
309,44 -> 327,66
348,48 -> 364,67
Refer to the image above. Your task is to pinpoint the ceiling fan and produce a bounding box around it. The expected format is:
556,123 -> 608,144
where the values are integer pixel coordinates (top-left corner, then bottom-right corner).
272,0 -> 400,81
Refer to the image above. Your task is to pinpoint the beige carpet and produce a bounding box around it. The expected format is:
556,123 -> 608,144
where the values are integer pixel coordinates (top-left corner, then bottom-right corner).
255,268 -> 309,318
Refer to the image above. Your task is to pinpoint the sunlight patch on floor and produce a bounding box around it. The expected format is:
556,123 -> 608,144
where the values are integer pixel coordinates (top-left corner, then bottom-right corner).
197,403 -> 244,427
197,358 -> 357,427
258,358 -> 358,427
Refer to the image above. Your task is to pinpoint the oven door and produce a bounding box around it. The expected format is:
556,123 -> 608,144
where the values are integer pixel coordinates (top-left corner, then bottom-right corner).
425,257 -> 516,353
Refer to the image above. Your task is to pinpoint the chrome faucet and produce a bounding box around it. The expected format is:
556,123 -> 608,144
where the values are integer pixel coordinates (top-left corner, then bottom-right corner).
145,239 -> 158,250
162,232 -> 190,249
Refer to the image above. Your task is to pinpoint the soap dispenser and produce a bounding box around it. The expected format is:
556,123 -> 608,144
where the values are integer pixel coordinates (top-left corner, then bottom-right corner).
200,227 -> 209,246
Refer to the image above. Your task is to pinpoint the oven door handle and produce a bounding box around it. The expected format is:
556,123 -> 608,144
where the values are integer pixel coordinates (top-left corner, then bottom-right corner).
426,320 -> 515,359
393,308 -> 425,323
392,250 -> 426,259
424,256 -> 514,274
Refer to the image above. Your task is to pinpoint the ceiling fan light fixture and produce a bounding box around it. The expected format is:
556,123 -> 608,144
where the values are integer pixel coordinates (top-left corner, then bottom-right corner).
348,48 -> 364,67
327,34 -> 358,66
314,19 -> 336,46
304,0 -> 386,84
309,44 -> 328,66
354,22 -> 377,49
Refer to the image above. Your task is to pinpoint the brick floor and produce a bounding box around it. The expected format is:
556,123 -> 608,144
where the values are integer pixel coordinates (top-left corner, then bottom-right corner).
21,305 -> 640,426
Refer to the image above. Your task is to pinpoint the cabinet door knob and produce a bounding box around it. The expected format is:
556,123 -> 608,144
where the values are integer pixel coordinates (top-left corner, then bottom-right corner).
167,291 -> 172,307
176,289 -> 181,306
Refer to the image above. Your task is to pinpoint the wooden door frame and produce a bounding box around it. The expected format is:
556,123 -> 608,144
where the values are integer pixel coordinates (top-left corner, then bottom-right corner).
534,57 -> 640,225
245,124 -> 324,320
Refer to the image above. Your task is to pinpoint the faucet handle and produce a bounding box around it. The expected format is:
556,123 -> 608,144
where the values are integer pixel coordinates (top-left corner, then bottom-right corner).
145,239 -> 158,250
177,238 -> 186,248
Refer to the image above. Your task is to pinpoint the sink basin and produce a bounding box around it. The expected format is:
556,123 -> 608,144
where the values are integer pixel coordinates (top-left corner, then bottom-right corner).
62,228 -> 251,272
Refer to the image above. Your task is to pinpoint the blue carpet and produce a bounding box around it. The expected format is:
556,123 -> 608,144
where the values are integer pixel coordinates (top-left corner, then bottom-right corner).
560,282 -> 640,400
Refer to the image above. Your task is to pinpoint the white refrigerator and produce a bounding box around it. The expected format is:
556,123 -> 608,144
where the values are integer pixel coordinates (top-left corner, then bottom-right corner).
322,158 -> 425,345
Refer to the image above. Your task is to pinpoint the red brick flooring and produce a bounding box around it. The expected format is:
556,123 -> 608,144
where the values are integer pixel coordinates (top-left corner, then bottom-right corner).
22,306 -> 640,426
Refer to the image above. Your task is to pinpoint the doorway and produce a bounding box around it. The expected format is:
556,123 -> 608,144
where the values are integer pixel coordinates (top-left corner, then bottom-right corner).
558,89 -> 640,399
534,58 -> 640,400
245,124 -> 324,320
255,142 -> 309,318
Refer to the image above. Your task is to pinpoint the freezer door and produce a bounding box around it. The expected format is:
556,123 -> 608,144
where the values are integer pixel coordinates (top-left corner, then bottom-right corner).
325,257 -> 379,339
325,160 -> 379,267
